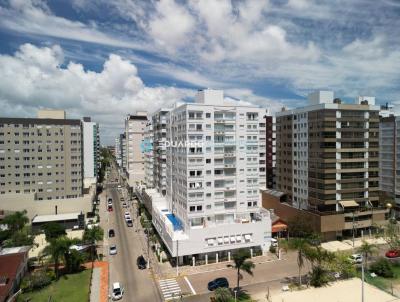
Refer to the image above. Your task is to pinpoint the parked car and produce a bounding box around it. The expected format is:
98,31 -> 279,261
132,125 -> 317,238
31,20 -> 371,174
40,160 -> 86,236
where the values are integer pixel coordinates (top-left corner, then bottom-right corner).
207,277 -> 229,291
118,185 -> 122,188
120,197 -> 124,201
124,211 -> 131,218
271,238 -> 278,247
386,250 -> 400,258
111,282 -> 124,300
107,205 -> 113,212
126,219 -> 133,227
137,255 -> 147,269
108,198 -> 112,204
109,229 -> 115,238
349,254 -> 363,264
109,245 -> 117,255
122,202 -> 127,208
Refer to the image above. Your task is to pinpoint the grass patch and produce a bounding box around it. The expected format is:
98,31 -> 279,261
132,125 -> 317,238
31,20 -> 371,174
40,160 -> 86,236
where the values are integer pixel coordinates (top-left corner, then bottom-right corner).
361,265 -> 400,293
18,269 -> 92,302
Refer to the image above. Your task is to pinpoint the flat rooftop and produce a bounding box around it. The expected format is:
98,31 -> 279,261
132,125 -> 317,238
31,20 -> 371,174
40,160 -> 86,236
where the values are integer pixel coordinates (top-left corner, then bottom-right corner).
32,212 -> 80,224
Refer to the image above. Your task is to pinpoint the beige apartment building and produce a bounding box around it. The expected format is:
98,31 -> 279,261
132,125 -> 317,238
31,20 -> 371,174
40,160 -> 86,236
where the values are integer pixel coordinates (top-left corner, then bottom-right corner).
264,91 -> 389,240
125,112 -> 147,187
0,110 -> 83,200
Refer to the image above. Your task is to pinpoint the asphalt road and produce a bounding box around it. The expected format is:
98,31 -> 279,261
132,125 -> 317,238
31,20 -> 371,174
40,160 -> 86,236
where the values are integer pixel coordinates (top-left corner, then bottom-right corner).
103,165 -> 162,302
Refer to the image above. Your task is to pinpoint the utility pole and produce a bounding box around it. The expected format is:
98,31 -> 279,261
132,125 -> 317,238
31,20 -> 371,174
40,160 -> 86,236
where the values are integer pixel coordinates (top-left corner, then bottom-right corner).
176,240 -> 179,277
361,252 -> 365,302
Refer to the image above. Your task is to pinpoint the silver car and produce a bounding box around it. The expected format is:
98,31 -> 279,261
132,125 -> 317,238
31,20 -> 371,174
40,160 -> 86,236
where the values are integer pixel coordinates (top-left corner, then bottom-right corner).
109,245 -> 117,255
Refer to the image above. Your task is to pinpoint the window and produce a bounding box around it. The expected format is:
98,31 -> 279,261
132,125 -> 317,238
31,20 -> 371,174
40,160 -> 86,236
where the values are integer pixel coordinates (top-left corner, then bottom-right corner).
206,159 -> 211,164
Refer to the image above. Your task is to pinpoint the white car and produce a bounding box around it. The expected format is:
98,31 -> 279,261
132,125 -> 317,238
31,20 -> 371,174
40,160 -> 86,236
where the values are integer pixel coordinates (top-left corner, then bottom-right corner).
124,211 -> 131,218
118,185 -> 122,188
349,254 -> 363,264
271,238 -> 278,247
111,282 -> 124,300
109,245 -> 117,255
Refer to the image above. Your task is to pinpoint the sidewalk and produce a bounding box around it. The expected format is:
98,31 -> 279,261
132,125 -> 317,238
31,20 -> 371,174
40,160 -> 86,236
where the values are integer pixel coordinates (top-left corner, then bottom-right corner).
89,261 -> 109,302
321,236 -> 387,252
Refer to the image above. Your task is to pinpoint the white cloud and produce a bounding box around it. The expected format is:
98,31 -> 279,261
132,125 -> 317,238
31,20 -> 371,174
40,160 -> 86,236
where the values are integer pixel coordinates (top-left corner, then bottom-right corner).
0,43 -> 194,143
0,0 -> 147,51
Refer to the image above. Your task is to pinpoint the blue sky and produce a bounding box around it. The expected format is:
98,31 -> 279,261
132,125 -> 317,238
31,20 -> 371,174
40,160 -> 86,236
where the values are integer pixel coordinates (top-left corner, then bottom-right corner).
0,0 -> 399,144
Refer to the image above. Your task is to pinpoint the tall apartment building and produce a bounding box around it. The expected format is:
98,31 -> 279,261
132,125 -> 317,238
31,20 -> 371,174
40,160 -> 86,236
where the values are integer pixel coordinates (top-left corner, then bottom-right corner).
144,120 -> 154,189
125,112 -> 147,187
0,110 -> 83,200
146,89 -> 271,260
265,115 -> 276,188
380,114 -> 400,212
269,91 -> 388,239
115,136 -> 121,167
82,117 -> 100,188
152,108 -> 170,195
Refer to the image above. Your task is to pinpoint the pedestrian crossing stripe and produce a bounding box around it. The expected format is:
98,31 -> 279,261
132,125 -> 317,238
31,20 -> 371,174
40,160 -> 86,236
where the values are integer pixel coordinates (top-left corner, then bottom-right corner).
159,278 -> 182,301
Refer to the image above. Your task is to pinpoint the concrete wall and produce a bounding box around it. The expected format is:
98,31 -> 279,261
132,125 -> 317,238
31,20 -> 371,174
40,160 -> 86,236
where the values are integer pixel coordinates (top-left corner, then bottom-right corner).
0,186 -> 94,220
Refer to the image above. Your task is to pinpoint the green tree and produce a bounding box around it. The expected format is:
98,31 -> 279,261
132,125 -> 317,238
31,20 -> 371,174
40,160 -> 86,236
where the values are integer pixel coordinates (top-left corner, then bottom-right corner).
2,210 -> 29,232
305,246 -> 334,287
287,215 -> 315,239
328,252 -> 356,279
3,226 -> 34,248
42,236 -> 72,279
289,238 -> 310,287
214,287 -> 233,302
83,226 -> 104,263
232,249 -> 255,291
42,222 -> 67,241
64,249 -> 86,273
357,241 -> 377,269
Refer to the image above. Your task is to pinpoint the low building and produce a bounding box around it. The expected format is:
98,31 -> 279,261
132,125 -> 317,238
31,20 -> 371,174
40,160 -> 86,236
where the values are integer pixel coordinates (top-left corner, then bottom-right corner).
31,212 -> 84,232
262,188 -> 388,240
0,247 -> 29,302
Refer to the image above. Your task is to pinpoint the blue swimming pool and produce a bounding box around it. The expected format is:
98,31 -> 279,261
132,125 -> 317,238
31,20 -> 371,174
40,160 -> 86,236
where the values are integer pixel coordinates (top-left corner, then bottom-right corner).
166,214 -> 183,231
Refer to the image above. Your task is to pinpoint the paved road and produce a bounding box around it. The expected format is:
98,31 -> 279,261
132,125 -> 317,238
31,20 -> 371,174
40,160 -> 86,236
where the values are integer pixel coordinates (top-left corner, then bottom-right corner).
103,165 -> 162,302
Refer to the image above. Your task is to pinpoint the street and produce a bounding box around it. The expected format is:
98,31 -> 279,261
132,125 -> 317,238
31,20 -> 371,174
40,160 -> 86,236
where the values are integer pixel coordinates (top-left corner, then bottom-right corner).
101,165 -> 162,302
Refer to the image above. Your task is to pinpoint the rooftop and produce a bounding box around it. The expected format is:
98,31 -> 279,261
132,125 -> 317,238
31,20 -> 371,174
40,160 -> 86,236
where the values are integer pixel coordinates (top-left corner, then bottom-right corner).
32,212 -> 80,224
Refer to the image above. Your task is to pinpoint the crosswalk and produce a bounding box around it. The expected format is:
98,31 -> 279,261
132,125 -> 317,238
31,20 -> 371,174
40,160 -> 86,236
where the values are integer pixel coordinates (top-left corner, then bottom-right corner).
159,278 -> 182,300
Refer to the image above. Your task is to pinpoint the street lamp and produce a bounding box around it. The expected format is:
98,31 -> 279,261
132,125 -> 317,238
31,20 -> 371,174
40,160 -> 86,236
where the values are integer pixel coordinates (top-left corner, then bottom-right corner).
386,202 -> 394,221
234,289 -> 237,302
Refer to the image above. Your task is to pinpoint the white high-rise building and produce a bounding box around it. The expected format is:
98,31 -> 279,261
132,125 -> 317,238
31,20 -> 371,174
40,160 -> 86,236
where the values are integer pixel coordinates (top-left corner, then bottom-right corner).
125,112 -> 147,187
148,89 -> 271,260
144,120 -> 154,189
82,117 -> 100,188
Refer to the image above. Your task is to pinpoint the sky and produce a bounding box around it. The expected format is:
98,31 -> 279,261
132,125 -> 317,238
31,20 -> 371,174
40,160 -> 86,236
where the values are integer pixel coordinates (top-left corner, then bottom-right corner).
0,0 -> 399,144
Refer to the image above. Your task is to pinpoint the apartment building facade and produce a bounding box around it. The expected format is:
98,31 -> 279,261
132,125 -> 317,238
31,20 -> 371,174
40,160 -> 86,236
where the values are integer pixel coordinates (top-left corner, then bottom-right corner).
272,91 -> 387,239
144,120 -> 154,189
380,115 -> 400,212
125,112 -> 147,187
147,89 -> 271,259
265,115 -> 276,188
82,117 -> 100,188
0,110 -> 83,200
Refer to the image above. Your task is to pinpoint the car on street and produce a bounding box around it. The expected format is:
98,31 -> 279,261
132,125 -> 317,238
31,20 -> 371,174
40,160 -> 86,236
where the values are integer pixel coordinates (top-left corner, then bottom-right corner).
109,229 -> 115,238
386,250 -> 400,258
126,219 -> 133,227
124,211 -> 131,220
122,202 -> 127,208
137,255 -> 147,269
349,254 -> 363,264
118,185 -> 122,188
111,282 -> 124,300
271,238 -> 278,247
107,204 -> 113,212
120,197 -> 124,201
207,277 -> 229,291
108,198 -> 112,204
109,245 -> 117,255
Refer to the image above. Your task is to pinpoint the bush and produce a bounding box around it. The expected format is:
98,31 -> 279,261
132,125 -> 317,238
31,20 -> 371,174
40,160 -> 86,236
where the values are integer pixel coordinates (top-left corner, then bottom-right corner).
214,287 -> 232,302
310,266 -> 330,287
370,258 -> 394,278
269,245 -> 276,254
21,270 -> 52,292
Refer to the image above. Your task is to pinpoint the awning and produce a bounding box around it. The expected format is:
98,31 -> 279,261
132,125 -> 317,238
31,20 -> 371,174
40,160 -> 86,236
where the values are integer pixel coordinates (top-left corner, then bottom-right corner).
244,234 -> 251,241
207,239 -> 214,246
217,238 -> 223,244
230,236 -> 236,243
224,237 -> 229,243
340,200 -> 359,208
272,222 -> 288,233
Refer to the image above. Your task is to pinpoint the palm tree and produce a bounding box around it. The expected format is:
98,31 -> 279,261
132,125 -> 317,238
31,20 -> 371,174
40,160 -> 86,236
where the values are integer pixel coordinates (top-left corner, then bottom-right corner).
83,226 -> 104,265
289,238 -> 309,287
305,246 -> 334,287
42,236 -> 72,279
358,241 -> 377,269
232,249 -> 255,291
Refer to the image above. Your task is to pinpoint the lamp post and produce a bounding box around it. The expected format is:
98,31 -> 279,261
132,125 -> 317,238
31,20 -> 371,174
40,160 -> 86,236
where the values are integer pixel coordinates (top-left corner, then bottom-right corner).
176,240 -> 179,277
234,289 -> 237,302
386,202 -> 394,221
361,251 -> 365,302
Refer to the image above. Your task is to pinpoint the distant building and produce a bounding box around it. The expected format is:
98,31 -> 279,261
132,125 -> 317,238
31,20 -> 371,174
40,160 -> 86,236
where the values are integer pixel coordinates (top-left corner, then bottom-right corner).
264,114 -> 276,188
0,110 -> 83,200
125,112 -> 147,187
82,117 -> 100,189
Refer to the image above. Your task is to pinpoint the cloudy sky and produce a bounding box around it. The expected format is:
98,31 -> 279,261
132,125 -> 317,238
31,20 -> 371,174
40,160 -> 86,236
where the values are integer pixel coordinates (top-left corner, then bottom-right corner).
0,0 -> 399,144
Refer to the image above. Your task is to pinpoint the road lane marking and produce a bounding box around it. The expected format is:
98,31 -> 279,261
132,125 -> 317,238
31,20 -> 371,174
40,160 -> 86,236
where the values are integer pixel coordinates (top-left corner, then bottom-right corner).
184,276 -> 197,295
